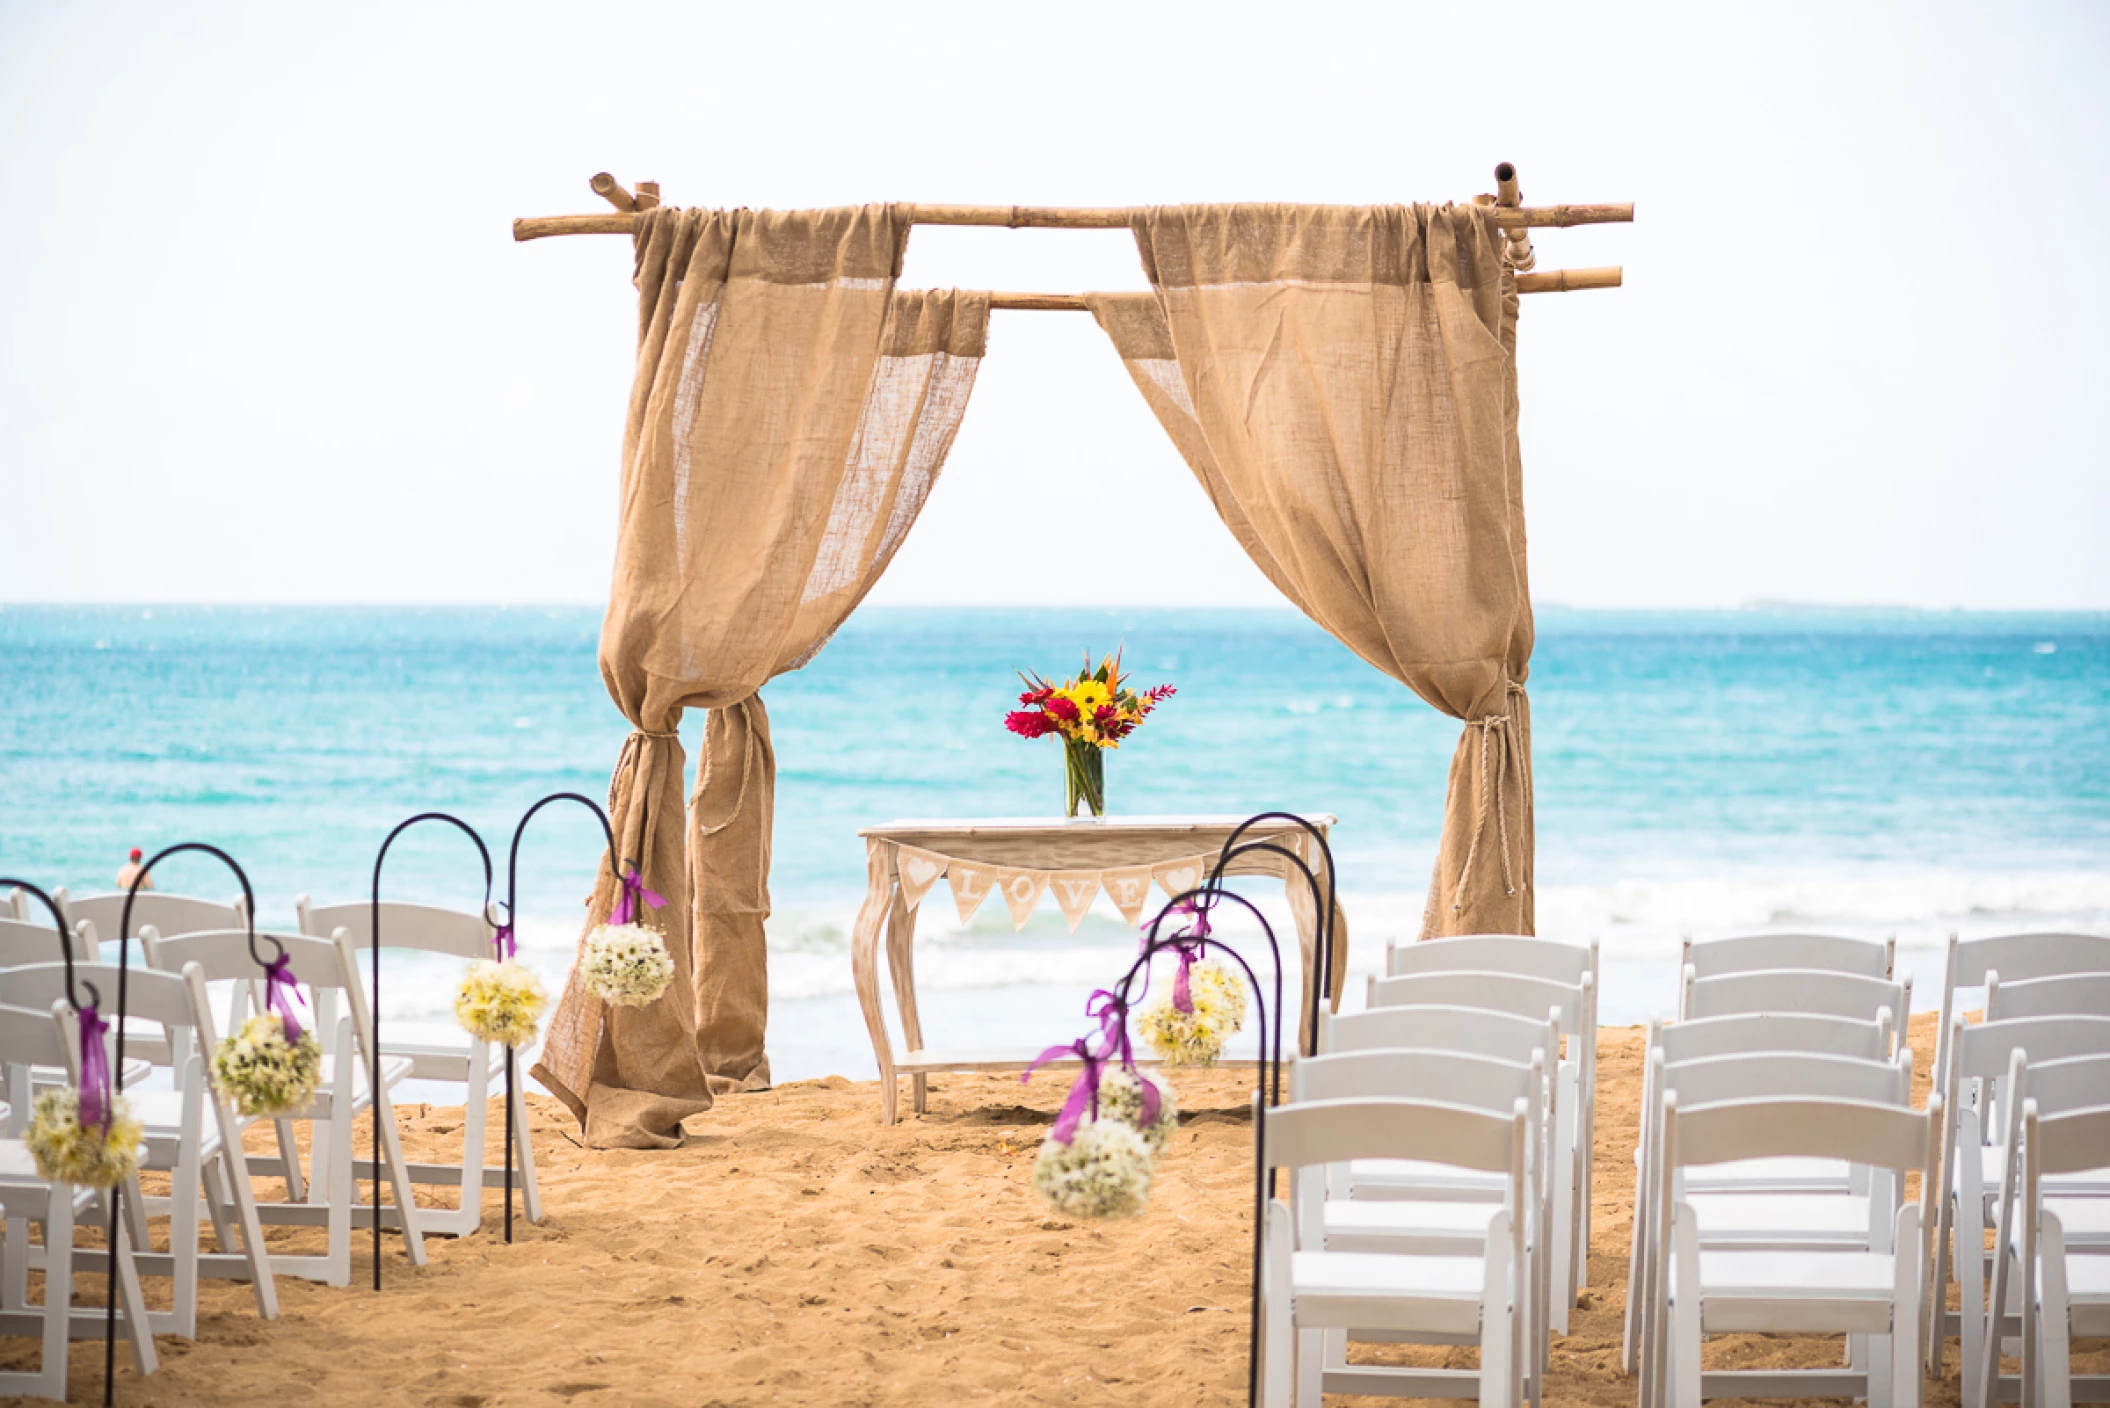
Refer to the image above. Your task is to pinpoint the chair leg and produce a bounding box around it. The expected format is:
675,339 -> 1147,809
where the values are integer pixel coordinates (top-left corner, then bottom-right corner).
511,1075 -> 543,1224
1479,1211 -> 1516,1408
326,1105 -> 353,1286
203,1152 -> 238,1253
1891,1205 -> 1922,1408
371,1084 -> 427,1267
1671,1207 -> 1702,1408
1966,1193 -> 1992,1408
1261,1201 -> 1292,1408
272,1116 -> 308,1201
2040,1217 -> 2071,1408
1,1213 -> 27,1309
40,1194 -> 71,1401
1294,1327 -> 1323,1407
169,1124 -> 204,1338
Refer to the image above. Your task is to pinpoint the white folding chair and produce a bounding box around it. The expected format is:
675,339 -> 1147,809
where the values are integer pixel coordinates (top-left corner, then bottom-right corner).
1988,972 -> 2110,1024
1381,934 -> 1599,1255
0,1000 -> 158,1395
0,961 -> 278,1336
1678,933 -> 1894,1017
56,889 -> 247,958
297,896 -> 538,1234
1681,965 -> 1909,1039
142,929 -> 425,1286
1649,1093 -> 1940,1408
1294,1049 -> 1553,1404
1931,1014 -> 2110,1400
1366,969 -> 1593,1304
1319,1004 -> 1574,1331
1259,1095 -> 1531,1408
1982,1063 -> 2110,1408
1619,1010 -> 1895,1373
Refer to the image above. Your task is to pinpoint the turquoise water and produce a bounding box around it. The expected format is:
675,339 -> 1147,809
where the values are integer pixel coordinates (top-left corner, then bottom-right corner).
3,605 -> 2105,1071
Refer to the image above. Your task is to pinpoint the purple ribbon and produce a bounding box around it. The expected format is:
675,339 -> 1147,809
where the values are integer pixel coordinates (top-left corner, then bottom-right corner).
263,954 -> 308,1044
78,1004 -> 112,1132
492,922 -> 516,961
1022,991 -> 1161,1144
611,865 -> 666,926
1086,990 -> 1162,1128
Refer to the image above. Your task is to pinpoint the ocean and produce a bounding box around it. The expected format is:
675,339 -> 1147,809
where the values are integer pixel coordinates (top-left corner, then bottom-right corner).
3,604 -> 2105,1082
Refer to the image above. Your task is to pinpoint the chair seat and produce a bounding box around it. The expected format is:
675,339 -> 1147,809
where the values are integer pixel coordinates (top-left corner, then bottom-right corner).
1687,1248 -> 1902,1334
124,1091 -> 226,1161
1965,1144 -> 2110,1197
1688,1193 -> 1874,1243
1290,1249 -> 1492,1335
381,1042 -> 474,1081
0,1141 -> 128,1214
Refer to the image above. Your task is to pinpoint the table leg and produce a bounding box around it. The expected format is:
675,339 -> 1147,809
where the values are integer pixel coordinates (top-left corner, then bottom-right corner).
850,841 -> 899,1125
883,874 -> 927,1115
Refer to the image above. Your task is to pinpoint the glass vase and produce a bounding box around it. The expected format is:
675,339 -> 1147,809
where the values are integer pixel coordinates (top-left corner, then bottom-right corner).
1063,737 -> 1105,818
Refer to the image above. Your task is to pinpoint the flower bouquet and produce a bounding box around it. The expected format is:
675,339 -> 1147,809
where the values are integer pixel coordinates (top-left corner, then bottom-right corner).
1004,652 -> 1174,817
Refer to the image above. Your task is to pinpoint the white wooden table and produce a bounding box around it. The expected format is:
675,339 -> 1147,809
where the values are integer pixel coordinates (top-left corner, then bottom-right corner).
850,814 -> 1347,1124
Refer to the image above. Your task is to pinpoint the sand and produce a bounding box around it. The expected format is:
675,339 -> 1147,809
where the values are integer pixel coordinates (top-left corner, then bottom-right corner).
3,1011 -> 2103,1405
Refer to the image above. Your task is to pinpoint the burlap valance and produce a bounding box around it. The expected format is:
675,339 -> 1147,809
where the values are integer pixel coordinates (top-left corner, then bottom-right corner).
533,205 -> 989,1147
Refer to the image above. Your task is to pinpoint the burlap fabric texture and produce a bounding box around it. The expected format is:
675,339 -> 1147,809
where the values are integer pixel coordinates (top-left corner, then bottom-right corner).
532,204 -> 988,1146
1088,203 -> 1534,939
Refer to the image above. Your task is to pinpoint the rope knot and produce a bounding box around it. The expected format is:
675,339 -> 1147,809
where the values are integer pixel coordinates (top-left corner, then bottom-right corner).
1451,709 -> 1522,912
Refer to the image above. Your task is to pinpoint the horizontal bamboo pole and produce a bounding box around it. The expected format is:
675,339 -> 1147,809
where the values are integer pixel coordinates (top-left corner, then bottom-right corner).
512,201 -> 1634,244
981,269 -> 1620,310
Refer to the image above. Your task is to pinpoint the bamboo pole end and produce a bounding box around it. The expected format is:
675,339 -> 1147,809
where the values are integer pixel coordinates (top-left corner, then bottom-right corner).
589,172 -> 637,213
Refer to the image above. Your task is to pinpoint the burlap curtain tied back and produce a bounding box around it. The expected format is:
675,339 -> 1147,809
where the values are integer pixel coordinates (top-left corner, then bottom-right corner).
1088,203 -> 1536,939
533,205 -> 989,1147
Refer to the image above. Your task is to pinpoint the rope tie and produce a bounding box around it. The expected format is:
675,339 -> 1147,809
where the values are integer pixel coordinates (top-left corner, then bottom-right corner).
1452,712 -> 1518,912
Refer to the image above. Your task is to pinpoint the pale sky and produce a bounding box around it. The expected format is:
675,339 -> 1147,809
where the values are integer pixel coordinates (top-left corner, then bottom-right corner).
1,1 -> 2104,609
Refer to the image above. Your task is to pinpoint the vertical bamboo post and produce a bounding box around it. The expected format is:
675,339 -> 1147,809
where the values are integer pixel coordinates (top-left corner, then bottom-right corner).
1494,161 -> 1536,273
634,180 -> 661,210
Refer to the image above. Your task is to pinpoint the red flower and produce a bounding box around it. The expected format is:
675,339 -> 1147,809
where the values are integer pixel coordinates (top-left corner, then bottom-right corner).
1093,703 -> 1119,726
1004,710 -> 1054,739
1018,686 -> 1054,706
1046,696 -> 1081,724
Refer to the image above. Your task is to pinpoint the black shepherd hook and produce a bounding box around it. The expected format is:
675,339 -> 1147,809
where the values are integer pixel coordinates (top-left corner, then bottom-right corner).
0,879 -> 99,1015
110,841 -> 267,1408
1208,813 -> 1339,1058
1092,887 -> 1285,1408
368,813 -> 492,1291
504,792 -> 618,1243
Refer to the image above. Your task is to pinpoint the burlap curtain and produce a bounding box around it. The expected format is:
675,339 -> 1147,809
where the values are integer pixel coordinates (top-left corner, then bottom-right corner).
533,204 -> 989,1146
1088,203 -> 1534,938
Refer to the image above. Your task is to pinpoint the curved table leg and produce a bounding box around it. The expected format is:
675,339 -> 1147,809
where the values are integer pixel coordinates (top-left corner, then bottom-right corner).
851,840 -> 899,1125
883,880 -> 927,1115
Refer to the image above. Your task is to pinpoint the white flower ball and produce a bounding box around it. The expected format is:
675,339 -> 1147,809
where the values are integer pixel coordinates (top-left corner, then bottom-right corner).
1137,961 -> 1248,1067
1032,1117 -> 1154,1219
580,921 -> 675,1008
1095,1064 -> 1179,1154
456,959 -> 548,1046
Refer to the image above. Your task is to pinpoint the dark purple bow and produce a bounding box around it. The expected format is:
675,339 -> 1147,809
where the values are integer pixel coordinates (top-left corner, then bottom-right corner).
1024,1038 -> 1108,1144
1171,940 -> 1205,1015
1086,990 -> 1162,1128
611,865 -> 666,926
263,954 -> 307,1044
492,922 -> 516,961
78,1003 -> 112,1132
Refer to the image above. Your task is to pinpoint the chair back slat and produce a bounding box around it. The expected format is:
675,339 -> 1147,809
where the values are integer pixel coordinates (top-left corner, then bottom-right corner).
1661,1050 -> 1911,1110
1667,1095 -> 1937,1172
2015,1053 -> 2110,1120
297,898 -> 493,961
61,890 -> 245,943
1323,1004 -> 1551,1066
144,929 -> 345,986
2028,1101 -> 2110,1179
1655,1010 -> 1891,1066
1683,966 -> 1908,1025
1265,1096 -> 1524,1175
0,1001 -> 70,1069
1952,1014 -> 2110,1082
1368,969 -> 1586,1036
1950,932 -> 2110,989
1986,970 -> 2110,1023
1292,1047 -> 1541,1110
0,962 -> 195,1029
0,916 -> 92,968
1682,932 -> 1893,982
1385,934 -> 1590,983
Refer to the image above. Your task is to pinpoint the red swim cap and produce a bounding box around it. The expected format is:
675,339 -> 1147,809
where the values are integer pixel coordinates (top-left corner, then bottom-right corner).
129,848 -> 143,862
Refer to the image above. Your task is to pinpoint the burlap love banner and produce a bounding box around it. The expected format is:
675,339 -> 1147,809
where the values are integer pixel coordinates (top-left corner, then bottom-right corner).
896,845 -> 1213,932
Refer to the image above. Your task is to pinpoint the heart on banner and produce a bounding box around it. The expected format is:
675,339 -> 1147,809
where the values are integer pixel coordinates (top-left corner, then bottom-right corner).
1152,858 -> 1205,903
895,845 -> 949,910
948,861 -> 997,923
996,867 -> 1050,928
1050,871 -> 1102,932
1099,865 -> 1156,926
